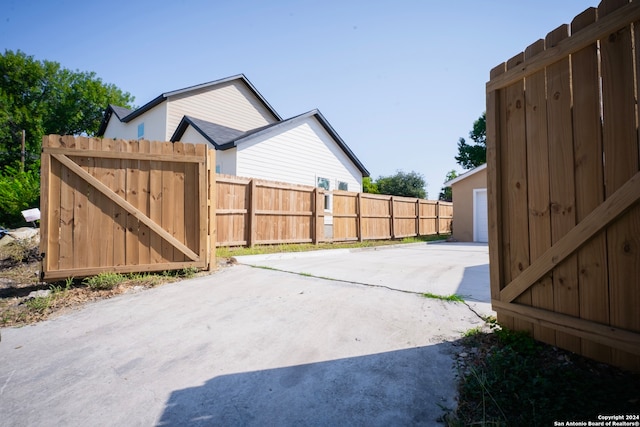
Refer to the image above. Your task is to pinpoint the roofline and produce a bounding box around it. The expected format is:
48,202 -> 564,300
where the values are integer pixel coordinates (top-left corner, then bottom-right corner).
98,75 -> 282,136
170,116 -> 221,149
443,163 -> 487,186
126,74 -> 282,124
229,109 -> 370,177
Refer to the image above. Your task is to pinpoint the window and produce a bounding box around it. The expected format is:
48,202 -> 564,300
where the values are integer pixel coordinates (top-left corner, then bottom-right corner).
324,194 -> 331,210
317,177 -> 331,210
137,123 -> 145,140
215,164 -> 221,173
338,181 -> 348,191
317,177 -> 329,190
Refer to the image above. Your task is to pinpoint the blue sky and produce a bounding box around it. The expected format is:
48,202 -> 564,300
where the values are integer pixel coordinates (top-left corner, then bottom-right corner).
2,0 -> 598,197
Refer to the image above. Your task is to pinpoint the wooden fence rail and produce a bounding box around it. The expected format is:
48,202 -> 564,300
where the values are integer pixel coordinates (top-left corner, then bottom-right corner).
487,0 -> 640,372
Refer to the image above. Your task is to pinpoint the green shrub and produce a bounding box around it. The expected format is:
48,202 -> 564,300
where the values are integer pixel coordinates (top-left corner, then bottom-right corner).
0,163 -> 41,227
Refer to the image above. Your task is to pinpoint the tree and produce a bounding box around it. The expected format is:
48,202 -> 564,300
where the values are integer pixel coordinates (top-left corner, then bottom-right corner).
376,170 -> 427,199
0,50 -> 135,169
438,169 -> 457,202
362,176 -> 379,194
455,112 -> 486,170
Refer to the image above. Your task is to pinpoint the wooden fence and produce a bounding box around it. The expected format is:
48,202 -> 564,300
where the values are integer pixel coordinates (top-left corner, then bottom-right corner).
486,0 -> 640,372
215,174 -> 452,247
40,135 -> 214,280
40,136 -> 451,279
332,191 -> 452,241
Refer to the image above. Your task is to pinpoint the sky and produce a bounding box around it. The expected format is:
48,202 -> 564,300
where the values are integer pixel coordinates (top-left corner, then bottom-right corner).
1,0 -> 599,197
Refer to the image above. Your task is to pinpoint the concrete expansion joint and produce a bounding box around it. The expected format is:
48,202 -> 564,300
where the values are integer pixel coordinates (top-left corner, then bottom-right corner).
246,264 -> 486,321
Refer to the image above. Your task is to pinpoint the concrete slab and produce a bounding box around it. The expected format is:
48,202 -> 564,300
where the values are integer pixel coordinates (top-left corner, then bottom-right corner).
0,260 -> 486,426
235,242 -> 493,316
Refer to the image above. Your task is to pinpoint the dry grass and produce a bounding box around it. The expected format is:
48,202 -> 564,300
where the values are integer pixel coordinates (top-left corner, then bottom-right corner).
0,236 -> 208,327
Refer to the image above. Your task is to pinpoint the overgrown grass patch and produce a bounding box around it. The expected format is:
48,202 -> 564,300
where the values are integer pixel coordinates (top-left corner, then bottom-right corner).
84,272 -> 126,290
448,320 -> 640,426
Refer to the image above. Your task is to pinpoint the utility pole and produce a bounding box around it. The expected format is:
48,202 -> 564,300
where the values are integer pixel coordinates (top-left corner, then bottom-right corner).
21,129 -> 26,170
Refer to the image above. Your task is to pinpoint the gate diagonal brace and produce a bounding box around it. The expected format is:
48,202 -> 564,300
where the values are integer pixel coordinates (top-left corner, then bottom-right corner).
52,153 -> 199,261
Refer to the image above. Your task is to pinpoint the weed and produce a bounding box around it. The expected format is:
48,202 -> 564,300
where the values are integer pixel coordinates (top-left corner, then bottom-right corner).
451,321 -> 640,426
24,295 -> 51,312
422,292 -> 464,302
462,326 -> 483,338
84,272 -> 125,290
181,266 -> 199,278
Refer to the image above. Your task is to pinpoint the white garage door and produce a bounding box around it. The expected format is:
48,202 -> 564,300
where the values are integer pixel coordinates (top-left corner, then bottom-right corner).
473,189 -> 488,243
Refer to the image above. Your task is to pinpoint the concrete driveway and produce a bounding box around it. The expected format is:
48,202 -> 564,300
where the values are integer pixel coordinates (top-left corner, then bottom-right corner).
0,242 -> 490,426
235,242 -> 492,316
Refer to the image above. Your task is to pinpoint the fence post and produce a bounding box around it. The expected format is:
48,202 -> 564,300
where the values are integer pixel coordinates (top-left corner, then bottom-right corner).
207,148 -> 216,270
312,188 -> 318,244
315,189 -> 324,243
416,199 -> 421,237
389,196 -> 395,239
248,179 -> 257,247
357,192 -> 363,242
436,201 -> 441,236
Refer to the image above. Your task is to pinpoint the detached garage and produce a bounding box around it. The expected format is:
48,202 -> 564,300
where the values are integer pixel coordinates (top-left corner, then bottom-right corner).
444,164 -> 487,243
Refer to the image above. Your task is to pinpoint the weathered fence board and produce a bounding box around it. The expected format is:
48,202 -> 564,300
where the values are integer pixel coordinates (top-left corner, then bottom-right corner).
487,0 -> 640,372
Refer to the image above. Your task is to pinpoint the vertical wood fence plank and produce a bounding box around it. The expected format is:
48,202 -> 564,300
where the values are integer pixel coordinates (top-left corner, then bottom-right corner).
161,141 -> 176,262
600,0 -> 640,371
39,136 -> 50,275
505,53 -> 530,332
172,141 -> 186,262
113,139 -> 128,267
96,137 -> 115,268
58,135 -> 76,271
124,139 -> 140,266
41,135 -> 60,273
248,179 -> 257,247
207,148 -> 216,269
546,24 -> 581,354
149,141 -> 163,263
524,39 -> 556,346
487,63 -> 505,310
357,192 -> 363,241
137,140 -> 151,265
571,7 -> 612,365
73,136 -> 90,270
86,137 -> 101,268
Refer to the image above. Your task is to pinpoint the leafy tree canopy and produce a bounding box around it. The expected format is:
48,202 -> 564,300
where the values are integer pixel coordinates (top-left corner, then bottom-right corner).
362,176 -> 379,194
438,169 -> 457,202
455,112 -> 486,170
374,170 -> 427,199
0,50 -> 135,169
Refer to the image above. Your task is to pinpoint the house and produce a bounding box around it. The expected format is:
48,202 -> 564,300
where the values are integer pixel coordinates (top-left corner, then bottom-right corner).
443,164 -> 487,243
97,74 -> 369,194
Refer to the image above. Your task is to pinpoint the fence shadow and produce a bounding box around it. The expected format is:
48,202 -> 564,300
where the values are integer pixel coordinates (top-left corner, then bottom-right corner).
156,343 -> 460,426
455,263 -> 491,304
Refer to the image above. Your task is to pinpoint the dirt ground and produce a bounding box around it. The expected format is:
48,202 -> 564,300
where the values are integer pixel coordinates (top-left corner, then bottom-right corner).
0,231 -> 220,327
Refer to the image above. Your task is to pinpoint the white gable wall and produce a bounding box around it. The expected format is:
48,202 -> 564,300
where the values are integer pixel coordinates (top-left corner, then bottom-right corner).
235,117 -> 362,192
180,126 -> 237,175
167,81 -> 276,136
102,103 -> 167,142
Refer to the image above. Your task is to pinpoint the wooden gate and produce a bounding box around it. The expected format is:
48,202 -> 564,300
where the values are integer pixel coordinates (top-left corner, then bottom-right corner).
487,0 -> 640,371
40,135 -> 214,280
